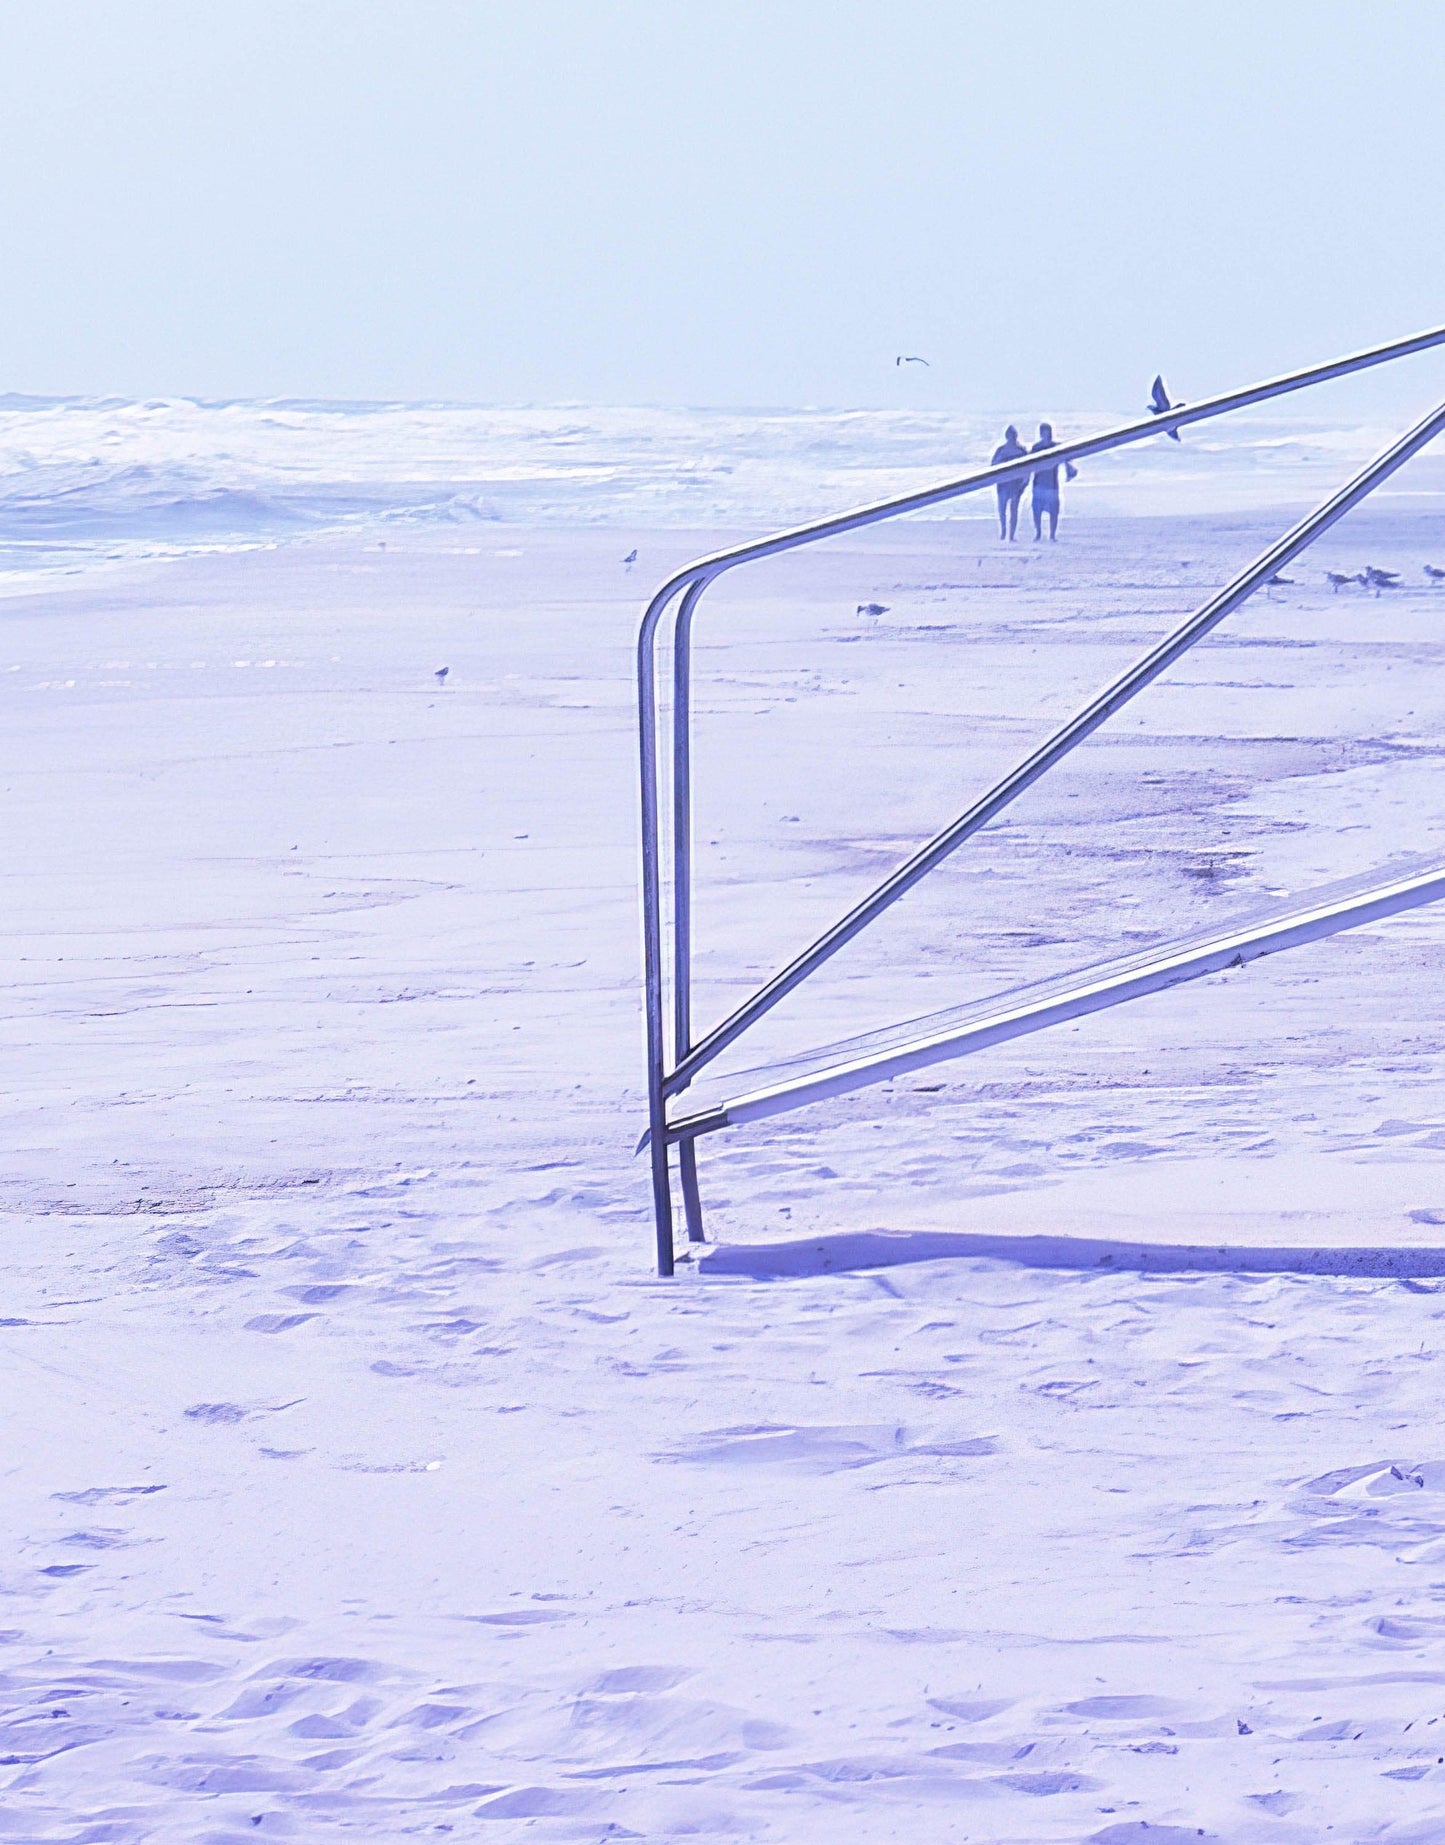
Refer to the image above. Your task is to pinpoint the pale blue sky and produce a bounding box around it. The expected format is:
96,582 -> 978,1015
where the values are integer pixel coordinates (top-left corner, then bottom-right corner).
1,1 -> 1442,409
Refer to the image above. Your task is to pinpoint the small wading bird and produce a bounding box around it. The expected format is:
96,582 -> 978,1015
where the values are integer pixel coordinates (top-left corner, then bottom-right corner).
895,355 -> 930,367
1325,571 -> 1354,592
1149,374 -> 1183,440
434,666 -> 449,685
1266,573 -> 1294,591
1426,564 -> 1445,583
622,549 -> 637,568
1364,566 -> 1401,595
856,602 -> 890,619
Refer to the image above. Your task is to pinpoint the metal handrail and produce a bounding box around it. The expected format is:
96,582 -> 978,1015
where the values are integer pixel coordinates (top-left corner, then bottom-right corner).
638,324 -> 1445,1273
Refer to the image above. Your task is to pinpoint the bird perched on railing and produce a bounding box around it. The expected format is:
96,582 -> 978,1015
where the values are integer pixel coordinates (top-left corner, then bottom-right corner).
1325,571 -> 1354,592
1426,564 -> 1445,583
1149,375 -> 1183,439
856,601 -> 890,620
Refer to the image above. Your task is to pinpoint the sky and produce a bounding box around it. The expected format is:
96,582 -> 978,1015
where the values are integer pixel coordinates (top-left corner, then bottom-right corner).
0,0 -> 1443,410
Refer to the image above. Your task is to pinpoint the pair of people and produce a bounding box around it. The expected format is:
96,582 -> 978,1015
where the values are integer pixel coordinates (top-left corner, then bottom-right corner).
991,422 -> 1073,541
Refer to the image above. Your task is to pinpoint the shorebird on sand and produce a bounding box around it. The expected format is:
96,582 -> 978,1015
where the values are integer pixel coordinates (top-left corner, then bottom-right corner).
1364,566 -> 1401,595
1325,571 -> 1353,592
622,549 -> 638,568
856,602 -> 890,619
1149,375 -> 1183,440
435,666 -> 449,685
1425,564 -> 1445,583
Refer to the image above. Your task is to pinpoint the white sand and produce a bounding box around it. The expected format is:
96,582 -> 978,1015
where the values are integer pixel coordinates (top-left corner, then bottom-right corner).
3,510 -> 1445,1839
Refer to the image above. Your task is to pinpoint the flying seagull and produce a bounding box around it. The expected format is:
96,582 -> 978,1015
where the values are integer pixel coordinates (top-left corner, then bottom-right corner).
1325,571 -> 1353,593
1149,375 -> 1183,440
1425,564 -> 1445,582
896,355 -> 931,367
435,666 -> 449,685
622,549 -> 638,567
856,601 -> 890,619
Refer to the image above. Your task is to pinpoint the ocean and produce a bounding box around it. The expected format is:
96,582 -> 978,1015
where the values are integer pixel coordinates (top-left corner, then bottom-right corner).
2,392 -> 1441,586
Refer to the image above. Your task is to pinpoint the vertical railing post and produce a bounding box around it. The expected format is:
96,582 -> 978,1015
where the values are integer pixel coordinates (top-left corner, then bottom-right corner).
637,577 -> 698,1275
670,578 -> 710,1242
671,579 -> 706,1070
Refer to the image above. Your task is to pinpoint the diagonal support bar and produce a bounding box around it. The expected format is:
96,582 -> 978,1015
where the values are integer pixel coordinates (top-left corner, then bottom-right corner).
665,397 -> 1445,1098
650,326 -> 1445,1104
668,865 -> 1445,1140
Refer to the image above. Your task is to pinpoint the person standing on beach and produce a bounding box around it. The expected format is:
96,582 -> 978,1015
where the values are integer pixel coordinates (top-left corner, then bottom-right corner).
1030,421 -> 1066,541
991,424 -> 1028,541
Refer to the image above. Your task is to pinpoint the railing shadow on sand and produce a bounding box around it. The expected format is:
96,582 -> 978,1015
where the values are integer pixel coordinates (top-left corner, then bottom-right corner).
697,1228 -> 1445,1283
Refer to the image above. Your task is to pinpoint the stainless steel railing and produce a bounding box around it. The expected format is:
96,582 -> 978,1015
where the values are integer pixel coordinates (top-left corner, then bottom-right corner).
637,324 -> 1445,1275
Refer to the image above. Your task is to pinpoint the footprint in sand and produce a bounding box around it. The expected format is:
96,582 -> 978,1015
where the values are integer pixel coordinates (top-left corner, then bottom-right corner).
53,1485 -> 166,1505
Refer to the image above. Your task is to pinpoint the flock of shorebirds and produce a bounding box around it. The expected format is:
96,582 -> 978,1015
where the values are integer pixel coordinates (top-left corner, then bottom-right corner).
1320,564 -> 1445,595
846,566 -> 1445,623
848,566 -> 1445,622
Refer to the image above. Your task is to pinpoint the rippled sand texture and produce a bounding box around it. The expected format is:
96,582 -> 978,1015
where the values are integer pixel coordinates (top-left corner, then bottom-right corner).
4,512 -> 1445,1840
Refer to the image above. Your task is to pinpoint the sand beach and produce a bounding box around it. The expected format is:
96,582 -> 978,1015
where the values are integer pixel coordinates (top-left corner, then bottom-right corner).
2,479 -> 1445,1835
